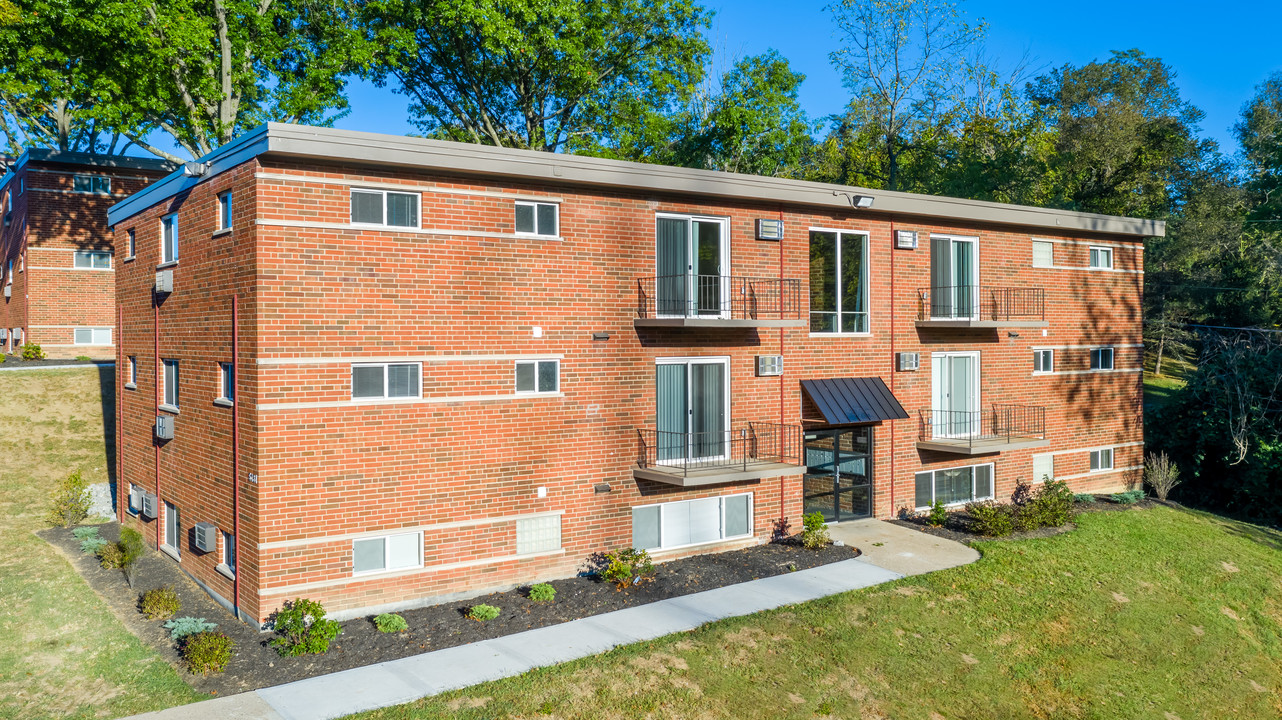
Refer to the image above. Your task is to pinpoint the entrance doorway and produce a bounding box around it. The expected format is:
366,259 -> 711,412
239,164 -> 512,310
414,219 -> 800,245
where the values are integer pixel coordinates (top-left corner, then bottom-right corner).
802,427 -> 873,521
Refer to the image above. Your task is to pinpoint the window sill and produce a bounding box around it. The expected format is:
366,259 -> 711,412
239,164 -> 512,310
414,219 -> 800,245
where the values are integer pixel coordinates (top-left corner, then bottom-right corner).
123,256 -> 135,263
352,564 -> 424,579
213,398 -> 234,408
124,383 -> 137,390
160,544 -> 180,562
156,260 -> 179,270
808,332 -> 873,338
514,233 -> 564,241
158,403 -> 179,414
1031,371 -> 1053,376
215,563 -> 236,580
212,228 -> 233,238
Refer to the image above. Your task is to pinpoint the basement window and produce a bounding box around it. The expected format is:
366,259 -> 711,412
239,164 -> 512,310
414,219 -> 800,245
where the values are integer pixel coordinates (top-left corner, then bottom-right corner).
350,189 -> 420,229
1090,347 -> 1114,370
514,201 -> 558,237
1090,448 -> 1114,471
352,531 -> 422,575
914,463 -> 994,509
73,327 -> 112,345
73,250 -> 112,269
515,515 -> 562,555
351,362 -> 421,400
632,494 -> 753,552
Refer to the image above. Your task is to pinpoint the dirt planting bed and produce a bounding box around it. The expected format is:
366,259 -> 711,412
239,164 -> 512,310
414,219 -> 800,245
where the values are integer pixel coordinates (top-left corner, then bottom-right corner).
43,522 -> 858,697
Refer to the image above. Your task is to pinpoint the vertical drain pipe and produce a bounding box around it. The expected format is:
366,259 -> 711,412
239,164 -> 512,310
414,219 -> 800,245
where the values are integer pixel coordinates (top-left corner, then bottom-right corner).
231,294 -> 241,621
888,220 -> 897,517
153,296 -> 161,549
778,206 -> 787,525
117,304 -> 124,526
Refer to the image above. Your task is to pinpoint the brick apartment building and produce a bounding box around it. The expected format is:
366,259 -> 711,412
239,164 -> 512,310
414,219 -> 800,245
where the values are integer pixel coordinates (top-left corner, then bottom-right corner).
0,149 -> 173,358
107,123 -> 1157,625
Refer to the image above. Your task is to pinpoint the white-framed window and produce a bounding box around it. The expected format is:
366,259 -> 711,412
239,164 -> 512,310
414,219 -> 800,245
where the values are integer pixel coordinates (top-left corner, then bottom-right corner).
351,362 -> 421,400
1033,349 -> 1054,373
73,250 -> 111,269
1089,246 -> 1113,269
350,188 -> 420,228
914,463 -> 995,509
515,201 -> 559,237
162,359 -> 179,408
1032,454 -> 1054,483
217,192 -> 233,230
1090,347 -> 1114,370
127,483 -> 142,515
17,177 -> 23,195
1090,448 -> 1114,471
218,362 -> 234,403
5,259 -> 11,284
126,355 -> 137,388
631,493 -> 753,552
163,501 -> 181,555
515,514 -> 562,555
809,228 -> 870,333
72,174 -> 110,194
515,359 -> 559,394
73,327 -> 112,345
352,531 -> 422,575
1032,240 -> 1054,268
221,530 -> 236,575
126,228 -> 136,258
161,213 -> 178,263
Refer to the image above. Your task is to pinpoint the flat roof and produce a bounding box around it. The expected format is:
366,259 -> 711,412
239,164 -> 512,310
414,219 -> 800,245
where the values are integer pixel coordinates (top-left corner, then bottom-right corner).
108,122 -> 1164,237
17,148 -> 176,174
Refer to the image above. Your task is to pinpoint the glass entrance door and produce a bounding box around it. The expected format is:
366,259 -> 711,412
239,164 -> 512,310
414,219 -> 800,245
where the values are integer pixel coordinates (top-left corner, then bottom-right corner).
802,427 -> 873,522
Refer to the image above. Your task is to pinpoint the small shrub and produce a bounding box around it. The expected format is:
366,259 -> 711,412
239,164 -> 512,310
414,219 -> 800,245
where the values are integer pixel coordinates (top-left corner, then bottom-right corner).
118,527 -> 146,587
73,526 -> 109,554
801,511 -> 831,550
71,526 -> 99,540
373,613 -> 408,633
1010,478 -> 1034,506
599,547 -> 656,590
1110,490 -> 1144,505
770,516 -> 792,542
140,586 -> 182,620
925,500 -> 947,527
1144,451 -> 1181,501
46,470 -> 91,527
966,501 -> 1014,537
1073,493 -> 1097,504
0,354 -> 6,363
269,598 -> 342,657
181,631 -> 234,675
74,355 -> 92,362
528,583 -> 556,603
97,541 -> 125,569
468,604 -> 500,622
164,616 -> 218,640
1018,479 -> 1075,530
21,343 -> 45,360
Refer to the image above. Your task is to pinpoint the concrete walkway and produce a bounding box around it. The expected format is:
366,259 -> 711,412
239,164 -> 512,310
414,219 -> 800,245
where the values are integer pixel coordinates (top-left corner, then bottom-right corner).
125,525 -> 975,720
827,518 -> 980,576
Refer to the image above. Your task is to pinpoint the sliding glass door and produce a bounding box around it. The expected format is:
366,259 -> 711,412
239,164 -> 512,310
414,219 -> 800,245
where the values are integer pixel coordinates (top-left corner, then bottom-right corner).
929,235 -> 978,319
931,352 -> 979,438
656,358 -> 729,462
656,215 -> 728,318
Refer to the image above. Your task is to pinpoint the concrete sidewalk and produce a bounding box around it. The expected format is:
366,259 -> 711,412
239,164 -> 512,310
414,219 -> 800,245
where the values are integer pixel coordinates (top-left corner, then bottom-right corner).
827,518 -> 980,576
125,524 -> 976,720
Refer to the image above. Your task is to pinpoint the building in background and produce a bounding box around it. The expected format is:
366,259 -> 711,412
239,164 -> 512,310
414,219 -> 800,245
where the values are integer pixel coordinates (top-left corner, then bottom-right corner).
108,123 -> 1157,625
0,149 -> 174,358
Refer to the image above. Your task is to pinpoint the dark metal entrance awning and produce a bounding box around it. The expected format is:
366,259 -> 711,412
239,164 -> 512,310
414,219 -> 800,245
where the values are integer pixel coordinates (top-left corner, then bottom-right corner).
800,377 -> 910,425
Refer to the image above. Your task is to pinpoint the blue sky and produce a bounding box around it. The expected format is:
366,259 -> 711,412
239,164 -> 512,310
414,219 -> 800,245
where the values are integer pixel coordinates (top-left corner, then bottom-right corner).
203,1 -> 1282,159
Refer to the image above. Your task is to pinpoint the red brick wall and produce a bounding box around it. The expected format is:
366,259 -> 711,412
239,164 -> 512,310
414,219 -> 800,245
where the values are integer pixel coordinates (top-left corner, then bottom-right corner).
115,155 -> 1146,623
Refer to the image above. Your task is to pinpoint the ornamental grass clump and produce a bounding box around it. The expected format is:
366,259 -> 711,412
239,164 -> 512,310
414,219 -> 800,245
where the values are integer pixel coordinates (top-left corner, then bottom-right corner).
46,470 -> 91,527
269,598 -> 342,657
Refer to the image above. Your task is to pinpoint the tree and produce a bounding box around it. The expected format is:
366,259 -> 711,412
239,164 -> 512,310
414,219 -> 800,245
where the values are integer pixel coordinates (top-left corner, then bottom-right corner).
826,0 -> 986,190
357,0 -> 711,153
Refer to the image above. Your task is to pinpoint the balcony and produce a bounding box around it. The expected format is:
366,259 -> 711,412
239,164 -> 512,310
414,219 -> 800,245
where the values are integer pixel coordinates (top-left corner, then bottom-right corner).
634,275 -> 806,328
915,285 -> 1047,328
634,422 -> 807,486
916,404 -> 1049,455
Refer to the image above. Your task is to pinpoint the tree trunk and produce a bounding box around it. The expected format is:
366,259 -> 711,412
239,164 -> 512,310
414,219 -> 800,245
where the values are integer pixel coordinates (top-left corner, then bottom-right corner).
1155,334 -> 1166,377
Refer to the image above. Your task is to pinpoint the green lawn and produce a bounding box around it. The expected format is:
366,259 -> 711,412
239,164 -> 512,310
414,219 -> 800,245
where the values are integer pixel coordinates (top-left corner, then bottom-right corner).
0,368 -> 201,720
351,507 -> 1282,720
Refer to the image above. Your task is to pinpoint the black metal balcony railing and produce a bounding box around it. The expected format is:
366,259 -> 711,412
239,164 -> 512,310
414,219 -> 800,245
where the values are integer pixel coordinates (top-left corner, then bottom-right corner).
917,285 -> 1045,322
917,404 -> 1046,450
636,275 -> 804,320
636,422 -> 803,477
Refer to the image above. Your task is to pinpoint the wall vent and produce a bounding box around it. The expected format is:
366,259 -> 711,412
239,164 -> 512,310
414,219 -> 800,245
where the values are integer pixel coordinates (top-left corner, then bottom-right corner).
193,522 -> 217,552
756,355 -> 784,376
897,352 -> 920,371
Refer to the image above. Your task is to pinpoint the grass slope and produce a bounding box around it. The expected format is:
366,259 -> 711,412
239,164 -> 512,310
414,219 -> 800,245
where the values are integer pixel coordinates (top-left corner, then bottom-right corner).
354,508 -> 1282,720
0,368 -> 201,720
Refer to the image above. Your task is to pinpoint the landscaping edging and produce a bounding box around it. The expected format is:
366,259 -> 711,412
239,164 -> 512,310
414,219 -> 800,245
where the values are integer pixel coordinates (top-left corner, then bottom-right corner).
42,522 -> 859,697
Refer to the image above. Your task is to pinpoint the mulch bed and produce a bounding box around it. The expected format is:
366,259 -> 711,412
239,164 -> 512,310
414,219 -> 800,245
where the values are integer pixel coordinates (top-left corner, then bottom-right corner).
890,494 -> 1168,544
41,522 -> 858,697
0,357 -> 113,367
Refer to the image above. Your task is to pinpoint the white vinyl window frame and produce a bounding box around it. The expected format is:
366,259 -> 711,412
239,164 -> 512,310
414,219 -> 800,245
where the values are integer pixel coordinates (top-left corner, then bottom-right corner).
126,355 -> 138,389
217,192 -> 233,231
161,359 -> 179,410
1033,348 -> 1054,374
1089,447 -> 1114,472
514,359 -> 560,395
631,492 -> 754,553
73,250 -> 112,270
654,212 -> 732,320
217,362 -> 235,405
514,200 -> 560,238
351,531 -> 423,576
655,355 -> 732,466
220,530 -> 236,577
1089,245 -> 1114,270
349,188 -> 422,229
930,350 -> 981,439
1031,240 -> 1054,268
1090,347 -> 1115,371
72,174 -> 111,194
350,362 -> 423,401
914,462 -> 996,510
163,500 -> 180,557
160,213 -> 179,264
808,226 -> 872,336
125,228 -> 136,260
928,233 -> 981,321
73,327 -> 112,345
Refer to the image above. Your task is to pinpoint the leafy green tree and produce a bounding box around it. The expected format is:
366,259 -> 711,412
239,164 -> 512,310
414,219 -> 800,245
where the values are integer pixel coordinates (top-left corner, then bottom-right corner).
356,0 -> 711,153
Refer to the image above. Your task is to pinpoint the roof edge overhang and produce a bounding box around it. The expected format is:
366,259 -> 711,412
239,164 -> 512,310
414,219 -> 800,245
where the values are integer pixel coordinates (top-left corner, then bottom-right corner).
108,122 -> 1166,237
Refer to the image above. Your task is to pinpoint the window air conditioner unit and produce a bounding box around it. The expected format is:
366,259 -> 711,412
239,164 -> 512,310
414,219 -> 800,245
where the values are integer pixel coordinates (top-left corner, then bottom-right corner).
155,415 -> 174,440
895,230 -> 918,250
2,286 -> 9,299
756,355 -> 784,377
755,218 -> 784,241
141,492 -> 158,519
193,522 -> 217,552
128,485 -> 142,513
154,269 -> 173,294
897,352 -> 920,371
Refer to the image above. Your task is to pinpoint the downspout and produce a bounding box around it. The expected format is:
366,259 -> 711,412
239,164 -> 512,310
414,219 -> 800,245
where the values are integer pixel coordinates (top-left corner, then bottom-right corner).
153,296 -> 161,549
117,304 -> 124,525
778,206 -> 787,524
889,220 -> 897,518
231,294 -> 241,620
